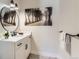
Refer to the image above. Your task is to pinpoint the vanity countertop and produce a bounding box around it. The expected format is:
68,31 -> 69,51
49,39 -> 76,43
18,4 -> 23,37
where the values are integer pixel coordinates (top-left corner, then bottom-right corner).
0,31 -> 32,42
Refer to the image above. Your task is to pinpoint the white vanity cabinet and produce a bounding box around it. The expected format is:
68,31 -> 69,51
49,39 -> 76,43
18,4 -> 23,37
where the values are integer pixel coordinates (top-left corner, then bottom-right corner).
15,37 -> 31,59
0,34 -> 31,59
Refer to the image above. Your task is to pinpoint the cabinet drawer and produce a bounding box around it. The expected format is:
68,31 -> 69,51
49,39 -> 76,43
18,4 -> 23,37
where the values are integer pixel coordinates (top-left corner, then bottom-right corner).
15,38 -> 25,50
15,36 -> 30,51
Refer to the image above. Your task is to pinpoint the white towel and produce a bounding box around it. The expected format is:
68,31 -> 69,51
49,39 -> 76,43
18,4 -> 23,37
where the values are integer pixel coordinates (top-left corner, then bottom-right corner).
59,31 -> 66,49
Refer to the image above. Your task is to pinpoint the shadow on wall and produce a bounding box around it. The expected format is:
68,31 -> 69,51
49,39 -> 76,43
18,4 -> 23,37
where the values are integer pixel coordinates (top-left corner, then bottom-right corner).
24,7 -> 53,26
31,35 -> 40,55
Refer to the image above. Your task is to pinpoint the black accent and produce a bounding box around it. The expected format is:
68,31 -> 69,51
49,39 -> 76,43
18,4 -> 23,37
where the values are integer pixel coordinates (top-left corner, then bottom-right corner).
15,3 -> 18,7
0,14 -> 2,22
17,43 -> 22,46
18,33 -> 23,35
25,44 -> 28,50
65,33 -> 71,55
76,34 -> 79,37
10,0 -> 14,4
66,33 -> 78,37
46,7 -> 52,26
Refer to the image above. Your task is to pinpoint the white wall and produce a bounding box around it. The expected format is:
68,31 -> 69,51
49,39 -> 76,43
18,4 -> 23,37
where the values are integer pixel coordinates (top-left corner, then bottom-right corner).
0,0 -> 10,5
14,0 -> 39,11
58,0 -> 79,59
58,0 -> 79,34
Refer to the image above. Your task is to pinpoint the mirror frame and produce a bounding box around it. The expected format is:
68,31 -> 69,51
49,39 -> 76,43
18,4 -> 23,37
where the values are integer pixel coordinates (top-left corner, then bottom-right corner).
0,6 -> 20,32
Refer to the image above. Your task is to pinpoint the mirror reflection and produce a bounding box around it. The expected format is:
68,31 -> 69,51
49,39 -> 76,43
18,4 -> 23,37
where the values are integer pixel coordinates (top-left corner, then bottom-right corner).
1,7 -> 16,26
0,4 -> 19,32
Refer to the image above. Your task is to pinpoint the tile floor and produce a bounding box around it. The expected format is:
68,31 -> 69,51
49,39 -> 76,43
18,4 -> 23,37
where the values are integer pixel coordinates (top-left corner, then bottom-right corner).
28,54 -> 58,59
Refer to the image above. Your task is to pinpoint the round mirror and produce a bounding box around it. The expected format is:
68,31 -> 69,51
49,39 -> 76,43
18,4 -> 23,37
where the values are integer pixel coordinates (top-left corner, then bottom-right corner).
0,6 -> 19,32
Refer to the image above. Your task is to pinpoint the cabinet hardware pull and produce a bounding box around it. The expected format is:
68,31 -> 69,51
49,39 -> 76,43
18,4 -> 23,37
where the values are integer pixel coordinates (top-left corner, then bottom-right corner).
17,43 -> 22,46
25,44 -> 28,50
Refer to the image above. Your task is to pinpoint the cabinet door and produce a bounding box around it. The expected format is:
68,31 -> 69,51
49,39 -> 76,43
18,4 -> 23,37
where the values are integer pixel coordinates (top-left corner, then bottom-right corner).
15,44 -> 26,59
0,42 -> 14,59
15,37 -> 31,59
25,37 -> 31,58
